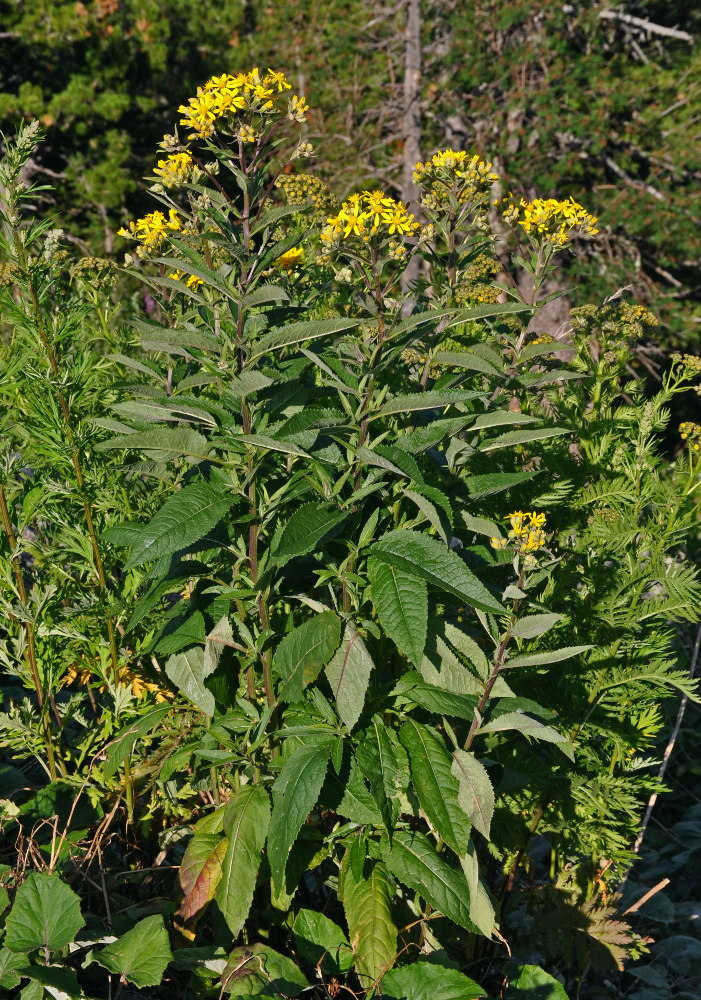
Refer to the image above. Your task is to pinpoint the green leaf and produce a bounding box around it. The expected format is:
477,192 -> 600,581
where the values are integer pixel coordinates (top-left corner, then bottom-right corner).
404,488 -> 450,542
480,427 -> 571,452
433,349 -> 501,376
384,830 -> 477,931
356,717 -> 410,833
446,300 -> 532,322
377,390 -> 478,418
273,502 -> 346,567
0,948 -> 23,990
505,964 -> 570,999
341,861 -> 397,985
460,841 -> 496,938
268,738 -> 333,895
96,914 -> 173,988
463,471 -> 539,499
104,480 -> 235,569
273,612 -> 342,703
95,426 -> 211,462
242,283 -> 291,307
222,943 -> 308,996
372,530 -> 503,614
476,712 -> 574,759
179,833 -> 227,921
103,704 -> 171,779
399,674 -> 479,719
451,750 -> 495,840
293,909 -> 352,975
337,758 -> 384,826
368,556 -> 427,668
505,645 -> 593,668
399,720 -> 471,855
381,961 -> 486,999
511,613 -> 563,639
247,317 -> 359,363
165,647 -> 215,716
4,873 -> 84,954
325,625 -> 374,731
16,964 -> 81,996
215,785 -> 270,938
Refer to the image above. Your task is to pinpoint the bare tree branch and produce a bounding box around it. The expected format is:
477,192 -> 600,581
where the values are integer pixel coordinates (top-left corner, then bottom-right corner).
598,8 -> 694,44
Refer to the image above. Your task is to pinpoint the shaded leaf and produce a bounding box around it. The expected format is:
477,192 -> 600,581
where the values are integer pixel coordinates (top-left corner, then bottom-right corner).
273,612 -> 342,703
342,861 -> 397,985
215,785 -> 270,938
293,909 -> 353,976
368,556 -> 427,668
273,502 -> 346,567
222,943 -> 308,996
96,914 -> 172,988
325,626 -> 375,731
166,647 -> 215,716
451,750 -> 495,841
476,712 -> 574,759
382,961 -> 486,999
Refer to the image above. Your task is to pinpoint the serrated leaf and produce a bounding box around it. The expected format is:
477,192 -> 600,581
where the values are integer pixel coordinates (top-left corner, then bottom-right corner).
384,830 -> 477,931
399,720 -> 471,855
165,647 -> 215,716
237,433 -> 310,458
451,751 -> 494,840
476,712 -> 574,759
96,914 -> 172,988
15,964 -> 81,996
460,841 -> 496,938
247,317 -> 359,363
382,961 -> 486,999
480,426 -> 571,452
4,873 -> 84,953
463,471 -> 539,499
404,488 -> 450,542
204,615 -> 235,676
273,502 -> 346,567
342,861 -> 397,985
505,964 -> 570,999
273,611 -> 342,703
399,674 -> 479,719
215,785 -> 270,938
293,909 -> 353,976
372,530 -> 503,614
505,645 -> 593,668
433,349 -> 501,376
104,480 -> 235,569
337,758 -> 384,826
0,948 -> 23,990
325,626 -> 374,731
368,556 -> 427,668
179,834 -> 227,921
511,613 -> 563,639
268,738 -> 333,895
377,390 -> 477,418
356,717 -> 410,834
95,426 -> 211,462
242,283 -> 291,307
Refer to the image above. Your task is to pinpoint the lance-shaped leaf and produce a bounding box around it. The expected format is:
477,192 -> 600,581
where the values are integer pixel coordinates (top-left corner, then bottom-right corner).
460,841 -> 497,939
510,613 -> 563,639
273,612 -> 342,703
166,647 -> 215,716
247,317 -> 359,363
95,426 -> 211,463
96,914 -> 173,988
4,873 -> 84,953
337,757 -> 384,826
399,720 -> 471,855
368,556 -> 427,668
215,785 -> 270,938
268,737 -> 333,896
476,712 -> 574,759
451,751 -> 495,841
372,530 -> 503,614
179,834 -> 227,921
326,626 -> 375,731
342,861 -> 397,985
356,717 -> 410,834
104,480 -> 235,570
384,830 -> 477,932
382,961 -> 487,999
273,502 -> 347,567
504,645 -> 593,668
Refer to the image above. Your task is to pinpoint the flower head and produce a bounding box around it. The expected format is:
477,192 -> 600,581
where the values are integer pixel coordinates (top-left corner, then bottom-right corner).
504,196 -> 598,249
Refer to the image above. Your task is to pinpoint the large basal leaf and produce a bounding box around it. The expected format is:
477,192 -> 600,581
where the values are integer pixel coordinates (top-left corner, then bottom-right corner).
4,874 -> 84,953
96,914 -> 173,988
505,964 -> 570,999
399,720 -> 471,855
272,611 -> 342,703
104,480 -> 235,570
451,750 -> 495,841
342,861 -> 397,985
325,625 -> 375,731
215,785 -> 270,938
368,556 -> 427,668
273,502 -> 347,567
165,646 -> 215,716
384,830 -> 477,931
381,961 -> 486,1000
476,712 -> 574,760
222,943 -> 308,996
179,833 -> 227,921
372,530 -> 503,614
293,909 -> 353,976
356,717 -> 410,834
267,737 -> 333,896
15,964 -> 81,996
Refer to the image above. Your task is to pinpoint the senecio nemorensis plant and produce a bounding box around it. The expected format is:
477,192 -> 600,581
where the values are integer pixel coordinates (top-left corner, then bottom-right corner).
1,69 -> 701,999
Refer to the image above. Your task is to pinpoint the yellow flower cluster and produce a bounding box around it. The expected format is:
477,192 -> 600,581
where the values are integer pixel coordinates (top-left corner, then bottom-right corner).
414,149 -> 498,208
154,151 -> 194,188
680,422 -> 701,451
530,334 -> 555,346
169,269 -> 204,289
321,190 -> 420,250
491,511 -> 547,554
64,662 -> 171,702
118,208 -> 182,258
275,173 -> 337,214
177,68 -> 303,140
673,353 -> 701,373
504,196 -> 598,247
274,246 -> 304,269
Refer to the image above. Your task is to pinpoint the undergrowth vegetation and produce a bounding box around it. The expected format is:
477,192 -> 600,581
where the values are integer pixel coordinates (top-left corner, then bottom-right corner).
1,69 -> 700,1000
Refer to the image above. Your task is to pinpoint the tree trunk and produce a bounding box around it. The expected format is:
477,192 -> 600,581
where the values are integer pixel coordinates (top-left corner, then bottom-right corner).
401,0 -> 422,310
